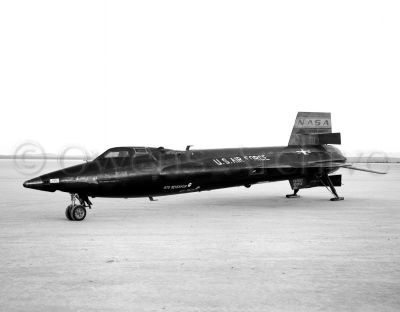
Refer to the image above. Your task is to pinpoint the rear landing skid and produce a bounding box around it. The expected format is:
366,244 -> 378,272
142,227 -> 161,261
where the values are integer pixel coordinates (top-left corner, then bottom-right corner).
320,174 -> 344,201
286,189 -> 300,198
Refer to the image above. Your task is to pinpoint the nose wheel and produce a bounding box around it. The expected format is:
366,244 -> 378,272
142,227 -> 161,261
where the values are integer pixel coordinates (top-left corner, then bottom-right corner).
65,205 -> 73,221
69,205 -> 86,221
65,194 -> 92,221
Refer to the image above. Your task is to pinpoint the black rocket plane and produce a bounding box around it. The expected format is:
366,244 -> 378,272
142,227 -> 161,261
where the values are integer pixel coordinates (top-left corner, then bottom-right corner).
23,112 -> 385,221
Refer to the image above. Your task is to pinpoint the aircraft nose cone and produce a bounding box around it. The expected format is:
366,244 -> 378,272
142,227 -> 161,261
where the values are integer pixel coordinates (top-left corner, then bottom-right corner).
23,177 -> 44,189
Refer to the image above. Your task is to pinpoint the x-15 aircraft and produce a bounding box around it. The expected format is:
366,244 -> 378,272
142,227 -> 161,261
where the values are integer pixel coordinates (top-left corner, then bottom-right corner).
23,112 -> 385,221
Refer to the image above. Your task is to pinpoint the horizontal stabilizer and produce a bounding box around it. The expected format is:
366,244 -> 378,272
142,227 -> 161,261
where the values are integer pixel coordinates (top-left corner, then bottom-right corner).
303,161 -> 387,174
316,132 -> 341,144
342,165 -> 387,174
290,132 -> 341,146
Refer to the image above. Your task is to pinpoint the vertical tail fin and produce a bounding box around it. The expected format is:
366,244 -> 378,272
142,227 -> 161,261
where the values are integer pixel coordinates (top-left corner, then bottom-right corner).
289,112 -> 340,146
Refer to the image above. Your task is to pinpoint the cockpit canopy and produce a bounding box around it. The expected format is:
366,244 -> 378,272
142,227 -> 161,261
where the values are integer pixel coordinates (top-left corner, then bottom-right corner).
96,147 -> 150,160
95,146 -> 180,162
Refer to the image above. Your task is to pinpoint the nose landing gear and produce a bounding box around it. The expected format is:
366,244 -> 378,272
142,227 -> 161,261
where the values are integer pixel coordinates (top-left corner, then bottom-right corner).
65,194 -> 92,221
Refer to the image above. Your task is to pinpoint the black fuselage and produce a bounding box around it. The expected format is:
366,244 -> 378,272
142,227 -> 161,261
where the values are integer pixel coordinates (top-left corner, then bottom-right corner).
23,145 -> 346,198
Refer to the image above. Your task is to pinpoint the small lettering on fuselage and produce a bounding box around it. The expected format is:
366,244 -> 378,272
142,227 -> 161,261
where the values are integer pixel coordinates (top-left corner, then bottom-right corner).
164,183 -> 193,190
291,178 -> 305,188
212,155 -> 270,166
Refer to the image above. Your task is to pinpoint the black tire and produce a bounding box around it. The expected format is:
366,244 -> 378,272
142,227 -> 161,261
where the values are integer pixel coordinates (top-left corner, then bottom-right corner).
65,205 -> 73,221
70,205 -> 86,221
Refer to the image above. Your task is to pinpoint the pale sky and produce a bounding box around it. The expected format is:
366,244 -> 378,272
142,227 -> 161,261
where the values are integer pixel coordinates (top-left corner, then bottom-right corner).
1,1 -> 399,158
